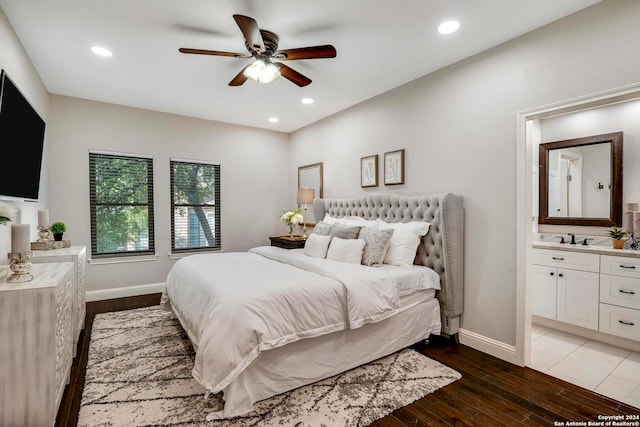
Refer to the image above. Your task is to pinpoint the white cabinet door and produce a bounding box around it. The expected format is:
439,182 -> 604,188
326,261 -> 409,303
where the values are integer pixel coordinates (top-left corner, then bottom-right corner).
532,264 -> 557,319
556,269 -> 599,330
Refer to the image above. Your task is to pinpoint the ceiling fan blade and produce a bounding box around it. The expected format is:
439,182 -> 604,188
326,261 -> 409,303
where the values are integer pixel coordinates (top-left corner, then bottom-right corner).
233,14 -> 265,53
229,65 -> 250,86
179,48 -> 250,58
273,62 -> 311,87
274,45 -> 337,60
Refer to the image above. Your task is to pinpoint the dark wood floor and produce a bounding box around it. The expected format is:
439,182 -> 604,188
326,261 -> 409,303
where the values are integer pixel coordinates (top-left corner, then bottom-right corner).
56,294 -> 639,426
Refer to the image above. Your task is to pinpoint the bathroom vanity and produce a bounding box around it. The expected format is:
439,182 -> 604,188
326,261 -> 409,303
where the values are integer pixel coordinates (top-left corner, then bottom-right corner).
532,241 -> 640,345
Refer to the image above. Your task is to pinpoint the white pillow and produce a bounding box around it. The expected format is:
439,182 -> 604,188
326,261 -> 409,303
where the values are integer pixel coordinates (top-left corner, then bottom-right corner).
376,220 -> 431,266
322,214 -> 341,225
343,216 -> 377,228
303,234 -> 332,258
326,237 -> 366,264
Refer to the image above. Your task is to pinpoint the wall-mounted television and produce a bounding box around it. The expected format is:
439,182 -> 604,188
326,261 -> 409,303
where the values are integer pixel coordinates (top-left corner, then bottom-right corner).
0,69 -> 46,201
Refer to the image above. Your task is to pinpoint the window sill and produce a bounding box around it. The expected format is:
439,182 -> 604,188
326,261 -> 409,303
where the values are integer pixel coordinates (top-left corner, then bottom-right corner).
168,249 -> 224,260
88,254 -> 159,265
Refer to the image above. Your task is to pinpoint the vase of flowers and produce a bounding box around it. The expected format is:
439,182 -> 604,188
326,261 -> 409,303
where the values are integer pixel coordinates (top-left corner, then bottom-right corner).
0,201 -> 16,226
280,209 -> 303,237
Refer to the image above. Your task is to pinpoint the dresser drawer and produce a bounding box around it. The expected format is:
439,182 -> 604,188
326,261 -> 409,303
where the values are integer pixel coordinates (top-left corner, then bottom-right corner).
531,249 -> 599,272
600,274 -> 640,310
599,303 -> 640,341
601,255 -> 640,279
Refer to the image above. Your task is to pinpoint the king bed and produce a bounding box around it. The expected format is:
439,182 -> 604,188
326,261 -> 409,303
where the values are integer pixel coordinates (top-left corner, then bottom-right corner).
163,192 -> 464,420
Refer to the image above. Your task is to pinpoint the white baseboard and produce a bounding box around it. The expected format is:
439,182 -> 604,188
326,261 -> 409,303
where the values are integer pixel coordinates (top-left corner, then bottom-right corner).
459,328 -> 517,364
86,282 -> 166,302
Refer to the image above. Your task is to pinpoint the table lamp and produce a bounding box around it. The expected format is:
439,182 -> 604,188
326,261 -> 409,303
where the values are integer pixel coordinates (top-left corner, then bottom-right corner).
297,188 -> 315,239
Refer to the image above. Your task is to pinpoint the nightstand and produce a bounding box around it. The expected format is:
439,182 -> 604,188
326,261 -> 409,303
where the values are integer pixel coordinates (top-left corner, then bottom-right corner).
269,236 -> 306,249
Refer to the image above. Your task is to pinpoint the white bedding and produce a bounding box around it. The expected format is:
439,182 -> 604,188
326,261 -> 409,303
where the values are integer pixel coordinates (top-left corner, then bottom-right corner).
164,245 -> 440,412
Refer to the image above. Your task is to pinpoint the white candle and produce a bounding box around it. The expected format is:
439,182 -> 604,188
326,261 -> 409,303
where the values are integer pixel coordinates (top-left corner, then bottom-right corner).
634,212 -> 640,237
38,210 -> 49,227
11,224 -> 30,253
624,211 -> 634,235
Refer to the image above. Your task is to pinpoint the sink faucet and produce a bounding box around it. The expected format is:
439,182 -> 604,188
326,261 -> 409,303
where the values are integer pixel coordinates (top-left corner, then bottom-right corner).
556,235 -> 567,244
568,232 -> 576,245
582,238 -> 594,246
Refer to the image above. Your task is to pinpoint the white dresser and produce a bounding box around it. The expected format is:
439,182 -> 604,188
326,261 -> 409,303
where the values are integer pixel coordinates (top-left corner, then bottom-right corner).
532,244 -> 640,344
32,245 -> 86,356
0,262 -> 75,427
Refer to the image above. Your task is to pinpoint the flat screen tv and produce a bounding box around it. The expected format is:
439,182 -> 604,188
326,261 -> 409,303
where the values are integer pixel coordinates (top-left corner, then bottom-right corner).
0,69 -> 46,201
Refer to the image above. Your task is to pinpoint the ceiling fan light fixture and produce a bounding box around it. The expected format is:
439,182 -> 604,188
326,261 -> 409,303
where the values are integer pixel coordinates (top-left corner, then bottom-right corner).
244,58 -> 281,83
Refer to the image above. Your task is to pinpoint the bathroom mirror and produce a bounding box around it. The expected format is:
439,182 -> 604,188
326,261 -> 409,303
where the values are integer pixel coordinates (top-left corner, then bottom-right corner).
538,132 -> 622,226
298,162 -> 323,224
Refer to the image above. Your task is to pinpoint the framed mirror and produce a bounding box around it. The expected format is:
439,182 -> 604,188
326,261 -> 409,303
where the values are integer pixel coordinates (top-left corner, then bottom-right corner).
538,132 -> 622,226
298,162 -> 323,224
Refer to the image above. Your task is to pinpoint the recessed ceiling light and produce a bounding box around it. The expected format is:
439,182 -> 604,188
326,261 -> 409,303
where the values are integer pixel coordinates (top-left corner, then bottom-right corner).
301,98 -> 314,105
91,46 -> 112,57
438,20 -> 460,35
268,117 -> 279,123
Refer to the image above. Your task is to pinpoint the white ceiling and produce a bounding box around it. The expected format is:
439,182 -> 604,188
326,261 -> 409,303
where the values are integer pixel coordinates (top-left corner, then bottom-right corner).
1,0 -> 600,133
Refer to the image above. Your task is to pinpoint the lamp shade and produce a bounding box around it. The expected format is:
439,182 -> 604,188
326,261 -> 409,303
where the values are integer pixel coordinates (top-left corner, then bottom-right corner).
297,188 -> 315,205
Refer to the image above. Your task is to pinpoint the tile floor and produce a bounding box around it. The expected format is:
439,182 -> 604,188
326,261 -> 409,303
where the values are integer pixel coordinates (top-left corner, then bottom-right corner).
530,324 -> 640,409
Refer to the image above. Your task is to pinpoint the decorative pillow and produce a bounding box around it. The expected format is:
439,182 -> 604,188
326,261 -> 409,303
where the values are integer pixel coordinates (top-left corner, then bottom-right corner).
376,220 -> 431,266
329,223 -> 362,239
326,237 -> 366,264
312,221 -> 332,236
359,227 -> 394,266
303,233 -> 332,258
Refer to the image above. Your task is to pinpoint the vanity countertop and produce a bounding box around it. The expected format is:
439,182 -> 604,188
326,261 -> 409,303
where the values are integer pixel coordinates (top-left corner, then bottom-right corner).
532,241 -> 640,258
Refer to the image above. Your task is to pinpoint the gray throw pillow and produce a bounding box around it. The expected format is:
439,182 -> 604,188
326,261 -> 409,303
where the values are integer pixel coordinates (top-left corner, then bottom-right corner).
329,223 -> 362,239
359,227 -> 394,266
312,221 -> 332,236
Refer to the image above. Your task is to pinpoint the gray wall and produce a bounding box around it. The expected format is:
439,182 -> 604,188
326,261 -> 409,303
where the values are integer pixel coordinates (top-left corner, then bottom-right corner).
46,96 -> 289,291
3,1 -> 640,349
288,0 -> 640,346
0,8 -> 49,262
538,99 -> 640,233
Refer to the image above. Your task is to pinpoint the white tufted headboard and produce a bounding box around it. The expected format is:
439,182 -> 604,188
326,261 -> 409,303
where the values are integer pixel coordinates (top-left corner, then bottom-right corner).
313,193 -> 464,337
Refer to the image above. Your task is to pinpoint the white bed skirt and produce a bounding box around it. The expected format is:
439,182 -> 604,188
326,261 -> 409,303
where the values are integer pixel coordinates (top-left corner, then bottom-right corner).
217,292 -> 441,418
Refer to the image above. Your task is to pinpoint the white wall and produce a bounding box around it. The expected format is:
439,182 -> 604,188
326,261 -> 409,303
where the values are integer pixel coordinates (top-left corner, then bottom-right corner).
288,0 -> 640,346
0,8 -> 50,264
47,95 -> 289,291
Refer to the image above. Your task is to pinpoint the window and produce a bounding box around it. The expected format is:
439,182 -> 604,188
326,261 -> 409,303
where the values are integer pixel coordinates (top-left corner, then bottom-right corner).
89,151 -> 155,258
170,158 -> 221,252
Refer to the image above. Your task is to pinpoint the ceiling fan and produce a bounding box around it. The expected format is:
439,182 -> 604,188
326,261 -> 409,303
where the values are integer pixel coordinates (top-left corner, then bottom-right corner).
179,14 -> 337,87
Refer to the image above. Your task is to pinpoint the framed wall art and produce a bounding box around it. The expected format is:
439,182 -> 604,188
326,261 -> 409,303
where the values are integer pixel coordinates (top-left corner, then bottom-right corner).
384,149 -> 405,185
360,154 -> 378,188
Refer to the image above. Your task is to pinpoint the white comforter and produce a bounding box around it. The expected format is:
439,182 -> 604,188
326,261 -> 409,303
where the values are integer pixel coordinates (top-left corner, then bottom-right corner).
164,246 -> 440,395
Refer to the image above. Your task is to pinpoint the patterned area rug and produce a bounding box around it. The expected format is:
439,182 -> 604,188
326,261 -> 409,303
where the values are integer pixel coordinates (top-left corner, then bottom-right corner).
78,305 -> 461,427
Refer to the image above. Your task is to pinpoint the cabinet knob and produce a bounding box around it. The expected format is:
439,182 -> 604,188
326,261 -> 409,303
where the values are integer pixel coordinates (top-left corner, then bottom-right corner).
619,289 -> 636,295
619,265 -> 636,269
558,273 -> 564,278
552,257 -> 565,261
549,272 -> 554,276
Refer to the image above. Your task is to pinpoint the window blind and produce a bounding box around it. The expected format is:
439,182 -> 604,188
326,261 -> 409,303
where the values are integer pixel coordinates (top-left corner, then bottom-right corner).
89,151 -> 155,258
170,159 -> 221,252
